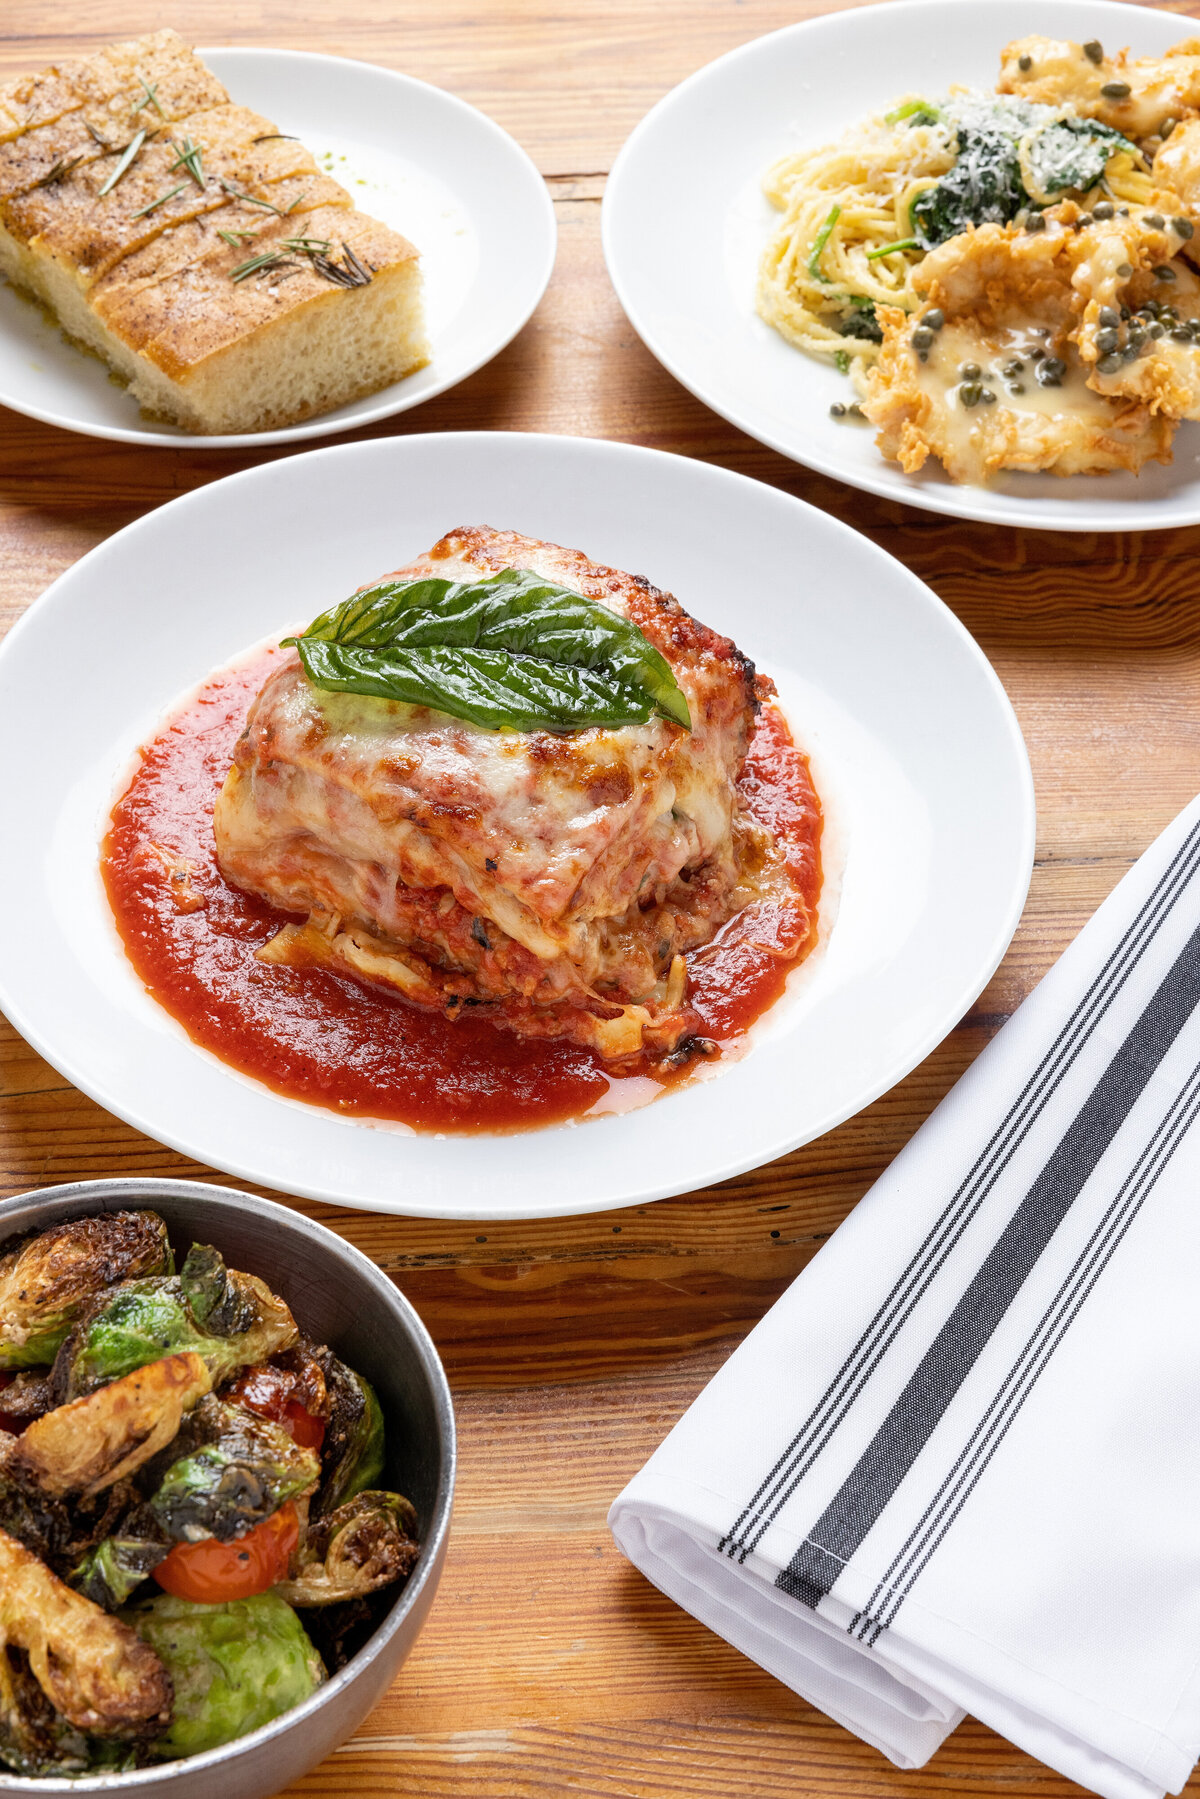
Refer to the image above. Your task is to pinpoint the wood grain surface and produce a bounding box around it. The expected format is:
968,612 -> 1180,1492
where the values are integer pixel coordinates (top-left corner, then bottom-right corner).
2,1 -> 1199,1794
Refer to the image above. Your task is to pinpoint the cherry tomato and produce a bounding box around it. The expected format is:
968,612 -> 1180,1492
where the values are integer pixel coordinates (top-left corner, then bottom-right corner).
282,1398 -> 325,1450
153,1501 -> 299,1603
223,1365 -> 326,1453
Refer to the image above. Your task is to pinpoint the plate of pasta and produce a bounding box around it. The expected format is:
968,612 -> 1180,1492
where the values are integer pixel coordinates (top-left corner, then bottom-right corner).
603,0 -> 1200,530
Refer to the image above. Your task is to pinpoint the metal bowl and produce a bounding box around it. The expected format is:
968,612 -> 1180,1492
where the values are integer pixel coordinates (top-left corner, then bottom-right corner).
0,1177 -> 456,1799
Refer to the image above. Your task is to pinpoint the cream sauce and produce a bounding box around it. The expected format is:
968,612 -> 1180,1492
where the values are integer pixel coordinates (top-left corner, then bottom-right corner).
913,319 -> 1113,476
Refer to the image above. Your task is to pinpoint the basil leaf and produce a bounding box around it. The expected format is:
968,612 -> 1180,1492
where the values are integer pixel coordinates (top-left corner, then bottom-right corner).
283,566 -> 692,733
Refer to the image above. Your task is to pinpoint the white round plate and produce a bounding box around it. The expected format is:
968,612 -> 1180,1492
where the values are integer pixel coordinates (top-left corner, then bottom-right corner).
603,0 -> 1200,532
0,434 -> 1033,1219
0,48 -> 556,448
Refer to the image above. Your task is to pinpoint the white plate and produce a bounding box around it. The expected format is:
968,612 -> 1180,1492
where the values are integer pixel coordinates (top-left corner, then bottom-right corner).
603,0 -> 1200,533
0,433 -> 1033,1219
0,47 -> 556,448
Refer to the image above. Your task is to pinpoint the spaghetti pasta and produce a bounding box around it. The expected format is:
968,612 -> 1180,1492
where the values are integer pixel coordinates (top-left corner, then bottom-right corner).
758,89 -> 1158,372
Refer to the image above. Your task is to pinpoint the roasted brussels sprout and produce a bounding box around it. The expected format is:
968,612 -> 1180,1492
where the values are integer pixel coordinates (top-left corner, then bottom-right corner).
0,1528 -> 171,1759
0,1213 -> 172,1371
74,1396 -> 320,1609
314,1350 -> 385,1515
57,1245 -> 297,1400
11,1354 -> 212,1499
0,1645 -> 92,1777
149,1396 -> 319,1543
275,1490 -> 418,1607
125,1591 -> 324,1759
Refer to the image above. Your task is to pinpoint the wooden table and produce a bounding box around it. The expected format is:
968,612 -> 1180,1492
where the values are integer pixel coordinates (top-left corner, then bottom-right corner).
3,0 -> 1199,1792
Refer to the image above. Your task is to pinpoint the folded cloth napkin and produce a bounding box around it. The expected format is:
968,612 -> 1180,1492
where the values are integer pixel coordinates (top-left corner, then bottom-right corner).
610,795 -> 1200,1799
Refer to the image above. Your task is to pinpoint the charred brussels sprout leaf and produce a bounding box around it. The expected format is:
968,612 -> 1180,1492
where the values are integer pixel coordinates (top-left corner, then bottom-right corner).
126,1591 -> 324,1758
72,1396 -> 320,1609
74,1532 -> 170,1611
314,1352 -> 385,1515
276,1490 -> 419,1606
149,1398 -> 319,1544
0,1213 -> 172,1370
57,1246 -> 297,1399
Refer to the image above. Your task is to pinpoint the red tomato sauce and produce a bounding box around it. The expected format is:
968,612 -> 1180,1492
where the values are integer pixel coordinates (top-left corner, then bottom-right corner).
102,650 -> 822,1133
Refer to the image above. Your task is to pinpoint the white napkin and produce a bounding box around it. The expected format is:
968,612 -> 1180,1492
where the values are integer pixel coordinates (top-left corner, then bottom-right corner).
610,794 -> 1200,1799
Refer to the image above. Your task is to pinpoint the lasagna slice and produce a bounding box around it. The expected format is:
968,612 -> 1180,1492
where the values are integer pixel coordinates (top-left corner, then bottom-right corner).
214,528 -> 791,1061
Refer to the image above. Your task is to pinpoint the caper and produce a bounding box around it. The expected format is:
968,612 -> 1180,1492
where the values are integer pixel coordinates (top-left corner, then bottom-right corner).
1101,80 -> 1131,99
1025,212 -> 1046,232
1083,39 -> 1104,64
1159,307 -> 1179,325
1171,325 -> 1192,342
1120,304 -> 1132,320
1154,265 -> 1178,281
959,361 -> 982,379
1031,346 -> 1046,360
1037,357 -> 1066,386
1077,213 -> 1094,229
829,402 -> 846,417
1097,305 -> 1120,328
847,403 -> 865,418
1018,53 -> 1032,71
1149,321 -> 1165,338
1002,358 -> 1024,376
1123,342 -> 1140,360
1097,352 -> 1124,373
959,382 -> 983,407
1096,328 -> 1120,353
912,326 -> 934,349
1092,201 -> 1115,220
1145,213 -> 1165,230
980,388 -> 997,404
922,308 -> 945,329
1118,206 -> 1130,218
1116,262 -> 1134,278
1173,217 -> 1194,240
1162,118 -> 1178,139
1007,382 -> 1025,395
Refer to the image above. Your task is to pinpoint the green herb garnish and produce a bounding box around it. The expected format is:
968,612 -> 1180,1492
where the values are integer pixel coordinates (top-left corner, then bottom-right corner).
229,249 -> 293,282
31,155 -> 83,189
282,567 -> 692,734
834,349 -> 850,373
135,78 -> 164,118
130,182 -> 186,220
806,204 -> 841,283
169,135 -> 205,188
97,128 -> 148,197
219,180 -> 285,214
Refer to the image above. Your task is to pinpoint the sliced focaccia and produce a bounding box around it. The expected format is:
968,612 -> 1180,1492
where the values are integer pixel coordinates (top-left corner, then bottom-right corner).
0,30 -> 427,433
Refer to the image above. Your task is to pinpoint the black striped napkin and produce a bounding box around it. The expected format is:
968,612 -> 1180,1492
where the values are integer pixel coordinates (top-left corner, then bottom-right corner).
610,797 -> 1200,1799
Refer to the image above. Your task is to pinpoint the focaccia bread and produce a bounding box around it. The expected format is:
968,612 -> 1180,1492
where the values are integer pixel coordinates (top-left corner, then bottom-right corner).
0,30 -> 427,433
